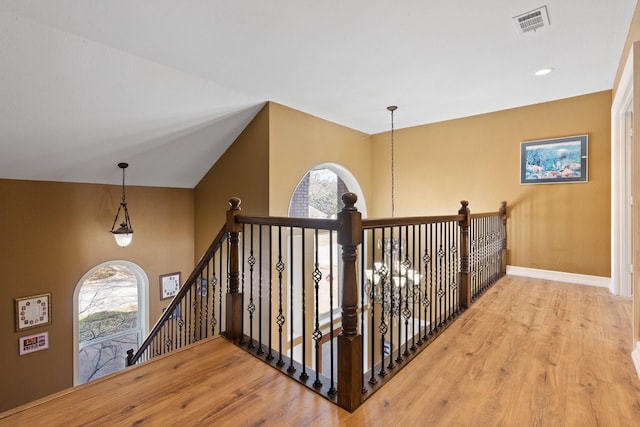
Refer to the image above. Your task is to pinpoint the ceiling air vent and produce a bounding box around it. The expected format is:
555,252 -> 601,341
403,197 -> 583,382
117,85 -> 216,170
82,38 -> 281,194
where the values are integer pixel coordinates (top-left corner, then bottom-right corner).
513,5 -> 550,34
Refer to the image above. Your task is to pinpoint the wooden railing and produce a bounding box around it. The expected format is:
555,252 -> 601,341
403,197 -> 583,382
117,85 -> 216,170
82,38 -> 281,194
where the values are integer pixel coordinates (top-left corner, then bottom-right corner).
127,194 -> 507,412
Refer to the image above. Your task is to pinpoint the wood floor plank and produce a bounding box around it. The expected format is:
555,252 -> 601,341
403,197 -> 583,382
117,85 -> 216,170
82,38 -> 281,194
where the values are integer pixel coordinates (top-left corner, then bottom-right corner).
2,275 -> 640,426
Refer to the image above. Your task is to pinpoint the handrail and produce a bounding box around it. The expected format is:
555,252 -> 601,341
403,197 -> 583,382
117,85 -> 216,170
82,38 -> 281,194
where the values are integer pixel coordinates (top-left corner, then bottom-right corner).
363,214 -> 465,228
127,195 -> 507,413
236,215 -> 338,230
127,223 -> 228,366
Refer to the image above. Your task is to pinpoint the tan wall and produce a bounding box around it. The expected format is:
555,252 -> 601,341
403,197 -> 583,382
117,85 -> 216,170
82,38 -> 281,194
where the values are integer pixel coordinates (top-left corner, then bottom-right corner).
371,91 -> 611,277
268,102 -> 372,216
613,0 -> 640,356
613,2 -> 640,99
194,104 -> 270,258
0,179 -> 194,412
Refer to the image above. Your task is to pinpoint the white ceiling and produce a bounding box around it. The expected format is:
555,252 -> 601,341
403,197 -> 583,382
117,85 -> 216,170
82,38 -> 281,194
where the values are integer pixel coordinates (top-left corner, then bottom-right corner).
0,1 -> 636,188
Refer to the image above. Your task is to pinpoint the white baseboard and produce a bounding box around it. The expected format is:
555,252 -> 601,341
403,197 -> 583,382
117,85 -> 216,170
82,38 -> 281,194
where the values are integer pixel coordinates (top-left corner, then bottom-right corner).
506,265 -> 611,289
632,343 -> 640,379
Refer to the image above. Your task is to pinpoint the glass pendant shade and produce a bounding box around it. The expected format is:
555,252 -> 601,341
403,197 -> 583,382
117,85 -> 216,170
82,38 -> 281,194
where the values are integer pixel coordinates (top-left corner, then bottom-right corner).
112,221 -> 133,247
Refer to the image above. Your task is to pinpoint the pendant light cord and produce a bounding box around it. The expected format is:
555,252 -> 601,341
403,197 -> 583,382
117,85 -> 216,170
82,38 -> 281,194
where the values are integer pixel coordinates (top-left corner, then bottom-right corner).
121,166 -> 126,204
387,106 -> 397,218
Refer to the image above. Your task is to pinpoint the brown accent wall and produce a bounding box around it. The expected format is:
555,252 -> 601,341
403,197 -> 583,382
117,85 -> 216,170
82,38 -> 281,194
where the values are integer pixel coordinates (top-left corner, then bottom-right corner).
0,179 -> 194,412
371,91 -> 611,277
194,104 -> 270,259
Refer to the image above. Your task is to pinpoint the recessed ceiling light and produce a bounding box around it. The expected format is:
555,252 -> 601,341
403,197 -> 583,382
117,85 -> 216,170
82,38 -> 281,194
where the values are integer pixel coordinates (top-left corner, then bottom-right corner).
535,67 -> 555,76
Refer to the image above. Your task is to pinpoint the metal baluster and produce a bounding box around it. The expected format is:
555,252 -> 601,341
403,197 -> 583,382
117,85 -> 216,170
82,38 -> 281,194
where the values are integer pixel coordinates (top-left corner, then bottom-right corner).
287,227 -> 296,374
472,217 -> 477,299
402,225 -> 410,358
248,225 -> 256,349
378,227 -> 388,377
257,225 -> 264,355
203,266 -> 209,338
453,221 -> 458,315
436,223 -> 444,331
210,258 -> 216,336
198,263 -> 203,341
219,243 -> 224,335
276,227 -> 285,367
267,226 -> 274,361
300,229 -> 308,381
358,228 -> 365,394
312,229 -> 323,388
410,224 -> 417,351
369,228 -> 378,385
388,226 -> 396,369
329,229 -> 337,395
188,286 -> 193,344
417,224 -> 424,346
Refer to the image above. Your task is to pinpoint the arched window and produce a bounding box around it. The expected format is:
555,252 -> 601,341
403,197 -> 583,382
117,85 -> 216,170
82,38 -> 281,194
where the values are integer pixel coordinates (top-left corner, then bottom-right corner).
290,168 -> 345,318
73,261 -> 148,385
288,164 -> 367,318
288,164 -> 367,375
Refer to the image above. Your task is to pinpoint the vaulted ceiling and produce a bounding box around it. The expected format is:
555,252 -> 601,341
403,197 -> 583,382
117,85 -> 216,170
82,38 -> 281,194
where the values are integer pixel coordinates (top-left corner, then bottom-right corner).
0,1 -> 636,187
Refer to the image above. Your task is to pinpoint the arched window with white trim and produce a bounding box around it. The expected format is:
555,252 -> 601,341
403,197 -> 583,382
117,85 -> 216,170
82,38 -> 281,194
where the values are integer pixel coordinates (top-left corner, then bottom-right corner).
74,261 -> 148,385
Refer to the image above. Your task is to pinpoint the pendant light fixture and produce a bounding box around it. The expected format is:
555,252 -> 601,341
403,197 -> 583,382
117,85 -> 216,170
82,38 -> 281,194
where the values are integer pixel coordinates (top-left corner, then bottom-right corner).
110,162 -> 134,247
387,105 -> 397,218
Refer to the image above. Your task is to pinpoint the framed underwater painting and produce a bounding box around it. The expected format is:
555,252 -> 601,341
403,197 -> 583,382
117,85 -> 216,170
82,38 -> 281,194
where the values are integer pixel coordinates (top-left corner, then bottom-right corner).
520,135 -> 588,184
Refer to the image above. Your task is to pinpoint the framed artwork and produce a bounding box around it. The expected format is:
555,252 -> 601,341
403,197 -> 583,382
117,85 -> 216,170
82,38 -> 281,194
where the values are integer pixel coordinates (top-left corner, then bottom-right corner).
196,277 -> 208,297
162,304 -> 181,320
15,293 -> 51,331
160,272 -> 181,300
520,135 -> 588,184
19,331 -> 49,355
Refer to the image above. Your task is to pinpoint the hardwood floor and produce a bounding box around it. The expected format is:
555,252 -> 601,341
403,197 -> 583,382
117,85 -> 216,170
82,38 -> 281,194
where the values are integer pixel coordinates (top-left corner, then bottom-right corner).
2,275 -> 640,426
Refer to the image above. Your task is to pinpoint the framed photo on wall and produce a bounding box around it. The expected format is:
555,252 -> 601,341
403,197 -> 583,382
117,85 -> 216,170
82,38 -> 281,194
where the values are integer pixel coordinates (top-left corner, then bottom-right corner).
520,135 -> 588,184
15,293 -> 51,331
160,272 -> 181,300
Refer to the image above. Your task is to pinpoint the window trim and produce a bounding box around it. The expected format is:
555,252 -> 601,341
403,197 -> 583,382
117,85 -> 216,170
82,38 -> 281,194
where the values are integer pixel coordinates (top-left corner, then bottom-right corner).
73,260 -> 149,385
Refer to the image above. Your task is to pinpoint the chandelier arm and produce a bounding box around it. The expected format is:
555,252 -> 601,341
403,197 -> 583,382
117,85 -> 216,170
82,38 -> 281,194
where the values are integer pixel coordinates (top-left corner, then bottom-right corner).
110,203 -> 124,232
123,203 -> 133,230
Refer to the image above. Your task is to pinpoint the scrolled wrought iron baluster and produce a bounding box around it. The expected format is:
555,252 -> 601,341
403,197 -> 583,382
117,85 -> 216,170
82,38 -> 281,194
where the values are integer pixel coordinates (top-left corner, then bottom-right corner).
257,225 -> 264,356
218,248 -> 223,336
247,225 -> 256,350
422,223 -> 432,340
436,223 -> 445,331
312,229 -> 323,389
387,227 -> 397,370
210,263 -> 218,336
401,225 -> 411,358
416,224 -> 424,346
450,221 -> 459,316
276,227 -> 286,367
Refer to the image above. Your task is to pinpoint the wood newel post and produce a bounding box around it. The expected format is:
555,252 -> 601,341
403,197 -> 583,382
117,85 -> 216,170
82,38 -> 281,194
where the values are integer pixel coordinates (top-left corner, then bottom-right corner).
337,192 -> 363,412
458,200 -> 471,309
225,197 -> 243,343
500,201 -> 507,275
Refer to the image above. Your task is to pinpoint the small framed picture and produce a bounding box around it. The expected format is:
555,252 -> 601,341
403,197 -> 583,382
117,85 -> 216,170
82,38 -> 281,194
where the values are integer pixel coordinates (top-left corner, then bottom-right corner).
15,293 -> 51,331
160,272 -> 181,300
19,331 -> 49,355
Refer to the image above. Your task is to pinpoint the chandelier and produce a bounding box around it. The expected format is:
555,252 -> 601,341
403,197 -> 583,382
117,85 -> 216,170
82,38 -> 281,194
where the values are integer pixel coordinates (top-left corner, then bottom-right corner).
364,106 -> 421,319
